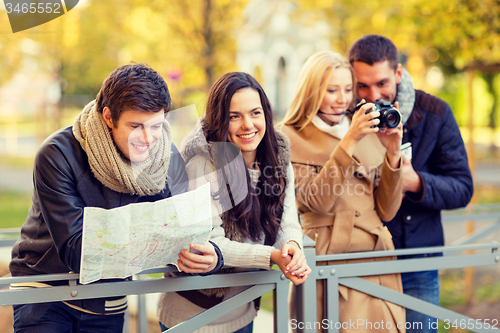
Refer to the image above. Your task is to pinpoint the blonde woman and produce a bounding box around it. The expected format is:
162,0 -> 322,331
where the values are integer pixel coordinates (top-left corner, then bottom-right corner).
280,51 -> 406,332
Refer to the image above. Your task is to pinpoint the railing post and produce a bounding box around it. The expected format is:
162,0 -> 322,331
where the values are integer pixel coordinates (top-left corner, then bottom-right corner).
465,219 -> 475,304
136,274 -> 148,333
493,240 -> 499,262
296,235 -> 316,333
325,273 -> 339,333
274,275 -> 290,333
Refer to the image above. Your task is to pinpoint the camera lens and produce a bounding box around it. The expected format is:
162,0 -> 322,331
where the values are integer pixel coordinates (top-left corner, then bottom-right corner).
383,110 -> 401,129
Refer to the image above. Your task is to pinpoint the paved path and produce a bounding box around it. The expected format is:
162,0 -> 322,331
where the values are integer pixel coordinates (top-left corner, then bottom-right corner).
0,166 -> 33,194
472,163 -> 500,186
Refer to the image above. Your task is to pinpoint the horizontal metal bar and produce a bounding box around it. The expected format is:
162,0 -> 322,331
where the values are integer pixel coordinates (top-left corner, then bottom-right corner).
0,239 -> 17,247
318,243 -> 498,262
136,266 -> 178,275
0,228 -> 21,236
315,253 -> 499,279
3,273 -> 80,285
166,284 -> 275,333
340,277 -> 496,333
463,203 -> 500,211
451,223 -> 500,246
0,270 -> 284,306
443,213 -> 500,223
4,265 -> 190,285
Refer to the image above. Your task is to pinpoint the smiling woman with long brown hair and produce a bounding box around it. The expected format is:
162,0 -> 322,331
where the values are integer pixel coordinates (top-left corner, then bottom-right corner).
157,72 -> 311,333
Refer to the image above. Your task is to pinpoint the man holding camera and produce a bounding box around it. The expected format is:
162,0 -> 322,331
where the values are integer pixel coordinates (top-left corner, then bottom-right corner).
348,35 -> 473,333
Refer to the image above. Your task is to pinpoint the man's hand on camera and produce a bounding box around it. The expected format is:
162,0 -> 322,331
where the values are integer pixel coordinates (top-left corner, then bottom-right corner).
376,102 -> 402,169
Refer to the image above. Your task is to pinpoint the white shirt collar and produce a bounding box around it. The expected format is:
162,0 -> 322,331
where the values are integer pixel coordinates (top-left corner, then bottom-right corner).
311,115 -> 349,139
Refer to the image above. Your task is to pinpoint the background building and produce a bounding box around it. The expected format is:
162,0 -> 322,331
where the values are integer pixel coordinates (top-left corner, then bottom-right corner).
237,0 -> 331,119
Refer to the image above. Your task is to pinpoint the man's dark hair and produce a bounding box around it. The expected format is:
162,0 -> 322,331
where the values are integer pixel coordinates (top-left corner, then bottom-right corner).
95,63 -> 171,125
348,34 -> 399,71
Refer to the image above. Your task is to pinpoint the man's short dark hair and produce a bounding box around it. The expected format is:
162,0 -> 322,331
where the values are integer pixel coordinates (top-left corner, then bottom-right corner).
348,35 -> 399,71
95,63 -> 171,125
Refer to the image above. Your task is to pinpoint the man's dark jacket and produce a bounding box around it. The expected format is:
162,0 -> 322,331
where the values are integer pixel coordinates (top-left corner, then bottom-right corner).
383,90 -> 474,250
10,126 -> 189,314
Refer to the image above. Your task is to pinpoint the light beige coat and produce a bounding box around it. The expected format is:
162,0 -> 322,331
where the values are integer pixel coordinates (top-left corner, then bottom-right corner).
282,123 -> 405,333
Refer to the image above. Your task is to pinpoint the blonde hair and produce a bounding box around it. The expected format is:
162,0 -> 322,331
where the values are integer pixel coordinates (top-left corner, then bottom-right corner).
281,51 -> 356,130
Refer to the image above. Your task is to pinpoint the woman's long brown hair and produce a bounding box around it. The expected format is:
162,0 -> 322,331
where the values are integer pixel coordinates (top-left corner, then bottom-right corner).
203,72 -> 286,245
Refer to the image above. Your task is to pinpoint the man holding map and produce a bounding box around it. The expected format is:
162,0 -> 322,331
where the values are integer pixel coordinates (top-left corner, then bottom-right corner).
9,63 -> 221,332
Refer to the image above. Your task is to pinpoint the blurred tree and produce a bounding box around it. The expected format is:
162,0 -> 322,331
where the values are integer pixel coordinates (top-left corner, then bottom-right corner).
485,72 -> 500,150
296,0 -> 499,76
58,0 -> 246,108
2,0 -> 247,105
148,0 -> 248,92
410,0 -> 500,145
2,0 -> 498,118
295,0 -> 419,55
0,11 -> 22,86
0,1 -> 131,97
59,1 -> 130,96
411,0 -> 500,72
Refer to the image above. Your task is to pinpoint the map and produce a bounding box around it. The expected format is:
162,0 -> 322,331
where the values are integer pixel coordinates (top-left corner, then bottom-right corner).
80,183 -> 212,284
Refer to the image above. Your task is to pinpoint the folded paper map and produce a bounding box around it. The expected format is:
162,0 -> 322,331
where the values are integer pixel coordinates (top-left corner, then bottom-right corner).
80,183 -> 212,284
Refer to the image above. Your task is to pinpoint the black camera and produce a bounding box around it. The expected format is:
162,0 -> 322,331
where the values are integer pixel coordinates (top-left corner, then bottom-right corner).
368,100 -> 401,129
353,100 -> 401,129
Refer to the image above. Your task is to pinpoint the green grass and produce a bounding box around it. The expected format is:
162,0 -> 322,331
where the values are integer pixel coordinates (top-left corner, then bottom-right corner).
474,276 -> 500,303
260,290 -> 274,312
0,191 -> 31,228
437,270 -> 500,333
258,265 -> 280,312
472,184 -> 500,204
440,270 -> 468,308
0,156 -> 34,168
441,270 -> 500,306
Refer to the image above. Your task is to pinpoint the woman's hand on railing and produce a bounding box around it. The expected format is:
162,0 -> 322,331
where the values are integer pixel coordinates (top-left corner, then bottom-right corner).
177,243 -> 218,274
271,242 -> 312,285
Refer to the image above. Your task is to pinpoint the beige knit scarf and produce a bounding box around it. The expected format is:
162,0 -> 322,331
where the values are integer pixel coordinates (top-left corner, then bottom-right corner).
73,100 -> 172,196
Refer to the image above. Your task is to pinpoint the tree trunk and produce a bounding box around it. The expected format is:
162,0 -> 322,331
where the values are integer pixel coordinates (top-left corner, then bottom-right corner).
484,73 -> 498,152
203,0 -> 215,92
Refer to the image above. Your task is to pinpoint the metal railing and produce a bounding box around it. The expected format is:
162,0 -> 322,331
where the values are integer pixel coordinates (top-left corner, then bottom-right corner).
0,267 -> 290,332
0,206 -> 499,333
295,239 -> 499,333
